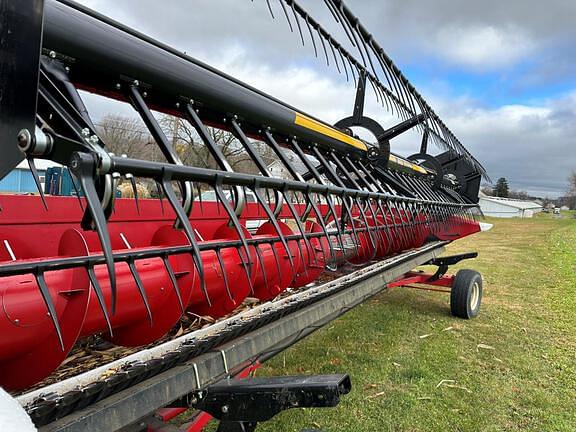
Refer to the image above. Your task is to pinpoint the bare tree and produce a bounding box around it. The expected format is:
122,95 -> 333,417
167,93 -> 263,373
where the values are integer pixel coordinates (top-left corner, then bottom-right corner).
97,114 -> 281,176
96,114 -> 161,161
160,115 -> 278,173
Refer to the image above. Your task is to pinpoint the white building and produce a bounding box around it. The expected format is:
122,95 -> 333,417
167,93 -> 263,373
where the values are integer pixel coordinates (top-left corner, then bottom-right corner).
479,194 -> 543,218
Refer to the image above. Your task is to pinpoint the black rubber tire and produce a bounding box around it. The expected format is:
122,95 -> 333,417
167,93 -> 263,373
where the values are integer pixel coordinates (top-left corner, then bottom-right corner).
450,269 -> 482,319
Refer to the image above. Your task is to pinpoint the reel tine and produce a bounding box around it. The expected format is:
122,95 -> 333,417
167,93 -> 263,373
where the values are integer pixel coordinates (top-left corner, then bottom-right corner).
27,157 -> 48,211
155,181 -> 165,215
289,1 -> 305,46
328,0 -> 356,47
270,239 -> 283,280
278,0 -> 294,32
69,171 -> 85,211
338,47 -> 350,81
329,41 -> 341,73
322,0 -> 340,23
322,191 -> 346,261
281,189 -> 313,272
161,177 -> 211,307
265,0 -> 275,18
254,244 -> 270,293
304,17 -> 318,57
340,195 -> 360,257
214,180 -> 254,281
253,186 -> 295,275
35,272 -> 65,351
306,191 -> 336,265
128,175 -> 141,215
319,31 -> 330,66
87,265 -> 114,337
128,259 -> 153,325
161,255 -> 185,314
73,156 -> 117,314
215,249 -> 235,301
196,182 -> 204,214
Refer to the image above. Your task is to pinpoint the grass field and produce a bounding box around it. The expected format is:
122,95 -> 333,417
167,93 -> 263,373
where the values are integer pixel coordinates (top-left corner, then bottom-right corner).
244,214 -> 576,431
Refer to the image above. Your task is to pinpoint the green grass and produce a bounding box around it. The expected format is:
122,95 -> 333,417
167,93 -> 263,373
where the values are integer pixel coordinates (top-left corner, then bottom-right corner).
239,216 -> 576,431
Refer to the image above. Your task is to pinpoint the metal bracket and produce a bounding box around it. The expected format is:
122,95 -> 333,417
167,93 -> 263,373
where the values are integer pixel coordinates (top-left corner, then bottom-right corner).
427,252 -> 478,281
191,374 -> 351,430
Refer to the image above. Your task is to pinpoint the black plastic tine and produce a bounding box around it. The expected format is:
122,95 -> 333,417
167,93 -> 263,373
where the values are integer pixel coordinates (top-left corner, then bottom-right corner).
323,190 -> 348,259
87,265 -> 114,337
214,180 -> 254,281
69,172 -> 85,211
281,188 -> 314,271
35,271 -> 65,351
289,140 -> 340,253
215,249 -> 235,301
374,79 -> 391,112
329,41 -> 341,73
358,196 -> 378,259
252,186 -> 295,275
264,187 -> 273,213
290,1 -> 305,46
355,195 -> 377,258
128,259 -> 153,325
322,0 -> 340,23
338,47 -> 350,81
348,57 -> 358,86
73,154 -> 117,314
290,139 -> 343,261
196,182 -> 204,214
375,198 -> 393,249
399,200 -> 416,245
278,0 -> 294,32
161,255 -> 185,314
27,157 -> 48,210
265,0 -> 275,18
270,238 -> 285,279
339,194 -> 361,257
383,200 -> 399,249
129,85 -> 193,215
305,17 -> 318,57
128,175 -> 140,215
356,25 -> 379,79
254,245 -> 270,293
329,1 -> 356,47
318,31 -> 330,66
374,198 -> 392,247
160,176 -> 211,307
395,200 -> 410,246
368,76 -> 380,104
311,147 -> 365,258
306,193 -> 335,265
184,104 -> 234,173
155,181 -> 165,215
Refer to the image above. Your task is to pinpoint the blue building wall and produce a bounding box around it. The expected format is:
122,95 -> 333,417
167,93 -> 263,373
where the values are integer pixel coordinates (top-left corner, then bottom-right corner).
0,169 -> 46,193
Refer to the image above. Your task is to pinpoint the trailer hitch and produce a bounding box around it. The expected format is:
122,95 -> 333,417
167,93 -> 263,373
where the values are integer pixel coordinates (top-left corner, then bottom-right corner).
190,374 -> 352,431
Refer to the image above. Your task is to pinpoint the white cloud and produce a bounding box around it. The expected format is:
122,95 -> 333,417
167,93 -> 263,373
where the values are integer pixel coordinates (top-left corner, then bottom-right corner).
432,25 -> 536,70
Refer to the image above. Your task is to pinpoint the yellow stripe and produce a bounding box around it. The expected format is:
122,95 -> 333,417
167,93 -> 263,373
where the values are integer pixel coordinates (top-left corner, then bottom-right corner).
294,113 -> 367,151
389,154 -> 428,174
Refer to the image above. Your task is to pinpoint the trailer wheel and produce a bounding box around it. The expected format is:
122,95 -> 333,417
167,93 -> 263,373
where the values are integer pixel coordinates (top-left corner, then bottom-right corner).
450,270 -> 482,319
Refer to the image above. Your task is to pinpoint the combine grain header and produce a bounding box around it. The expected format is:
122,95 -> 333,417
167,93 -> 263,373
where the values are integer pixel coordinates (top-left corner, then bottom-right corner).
1,1 -> 487,430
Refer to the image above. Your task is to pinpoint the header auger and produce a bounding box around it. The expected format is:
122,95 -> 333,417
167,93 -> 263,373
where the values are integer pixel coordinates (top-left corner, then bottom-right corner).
1,0 -> 486,429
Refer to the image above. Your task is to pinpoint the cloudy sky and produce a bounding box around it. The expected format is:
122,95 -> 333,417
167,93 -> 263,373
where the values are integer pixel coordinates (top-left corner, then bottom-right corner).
76,0 -> 576,197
